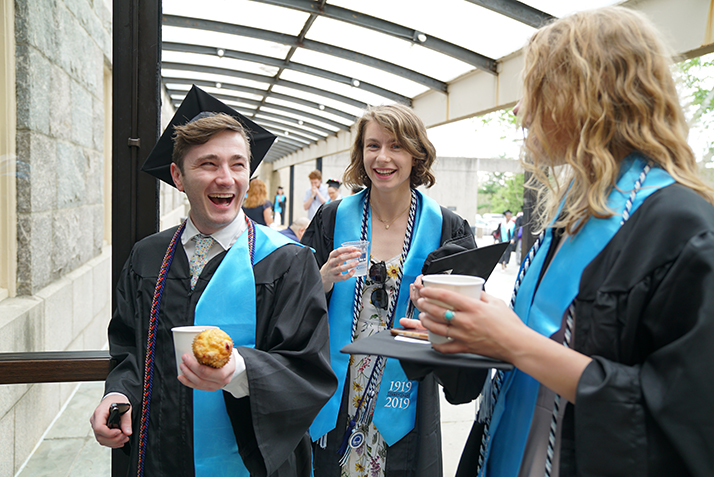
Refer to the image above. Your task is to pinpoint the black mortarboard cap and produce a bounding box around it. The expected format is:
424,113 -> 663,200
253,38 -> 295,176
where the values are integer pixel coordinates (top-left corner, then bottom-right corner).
326,178 -> 341,188
141,85 -> 276,187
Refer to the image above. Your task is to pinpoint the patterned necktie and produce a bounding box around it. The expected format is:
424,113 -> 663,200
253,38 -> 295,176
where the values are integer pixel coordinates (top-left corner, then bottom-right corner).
189,235 -> 214,289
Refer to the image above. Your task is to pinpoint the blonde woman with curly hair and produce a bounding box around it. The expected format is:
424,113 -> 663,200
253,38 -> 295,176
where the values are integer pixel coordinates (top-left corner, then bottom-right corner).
404,7 -> 714,477
303,103 -> 476,477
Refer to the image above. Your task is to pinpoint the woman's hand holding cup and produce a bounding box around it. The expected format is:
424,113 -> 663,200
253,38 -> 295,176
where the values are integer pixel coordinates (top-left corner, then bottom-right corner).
320,245 -> 363,293
416,282 -> 523,361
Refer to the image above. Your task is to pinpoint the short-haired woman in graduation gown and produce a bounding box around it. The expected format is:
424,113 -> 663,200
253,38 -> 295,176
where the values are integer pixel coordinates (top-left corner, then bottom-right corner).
302,104 -> 476,477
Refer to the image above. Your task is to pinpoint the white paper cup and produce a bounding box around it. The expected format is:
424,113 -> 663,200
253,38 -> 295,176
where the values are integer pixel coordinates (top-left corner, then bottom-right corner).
171,325 -> 217,375
341,240 -> 370,277
421,275 -> 485,345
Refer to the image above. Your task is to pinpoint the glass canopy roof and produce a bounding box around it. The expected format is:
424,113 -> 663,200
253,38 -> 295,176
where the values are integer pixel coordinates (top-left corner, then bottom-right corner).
161,0 -> 622,162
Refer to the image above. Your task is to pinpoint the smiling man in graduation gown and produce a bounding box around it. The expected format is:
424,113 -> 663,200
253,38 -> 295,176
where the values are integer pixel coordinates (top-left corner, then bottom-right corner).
90,86 -> 337,477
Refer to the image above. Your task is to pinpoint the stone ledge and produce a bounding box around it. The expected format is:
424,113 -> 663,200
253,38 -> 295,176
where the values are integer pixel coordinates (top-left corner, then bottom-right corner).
0,245 -> 111,352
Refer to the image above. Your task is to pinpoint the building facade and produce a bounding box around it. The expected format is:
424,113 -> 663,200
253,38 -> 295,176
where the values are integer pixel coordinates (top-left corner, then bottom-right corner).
0,1 -> 113,474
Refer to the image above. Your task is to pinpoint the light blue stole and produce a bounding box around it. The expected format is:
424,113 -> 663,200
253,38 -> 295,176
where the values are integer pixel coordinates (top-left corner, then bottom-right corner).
481,155 -> 674,476
309,188 -> 443,446
192,223 -> 296,477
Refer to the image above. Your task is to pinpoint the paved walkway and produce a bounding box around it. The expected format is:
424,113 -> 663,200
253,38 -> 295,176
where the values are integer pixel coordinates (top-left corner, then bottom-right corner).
16,381 -> 110,477
17,237 -> 519,477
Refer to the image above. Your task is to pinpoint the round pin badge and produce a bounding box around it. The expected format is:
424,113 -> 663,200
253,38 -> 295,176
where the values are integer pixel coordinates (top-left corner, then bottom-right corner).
349,430 -> 365,449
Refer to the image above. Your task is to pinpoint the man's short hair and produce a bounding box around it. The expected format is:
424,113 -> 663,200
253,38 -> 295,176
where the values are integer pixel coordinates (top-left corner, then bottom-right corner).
308,170 -> 322,181
172,112 -> 250,172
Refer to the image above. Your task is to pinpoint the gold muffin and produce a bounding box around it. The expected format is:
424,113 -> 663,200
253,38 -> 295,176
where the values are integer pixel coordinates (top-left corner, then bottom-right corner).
192,328 -> 233,368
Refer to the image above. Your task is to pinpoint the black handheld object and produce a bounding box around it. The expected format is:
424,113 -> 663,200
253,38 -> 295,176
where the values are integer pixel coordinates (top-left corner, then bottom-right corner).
422,241 -> 509,280
107,402 -> 130,429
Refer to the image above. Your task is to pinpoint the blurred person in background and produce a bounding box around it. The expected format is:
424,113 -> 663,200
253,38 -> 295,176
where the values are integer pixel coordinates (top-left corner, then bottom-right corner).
498,210 -> 515,269
273,186 -> 287,226
304,169 -> 328,220
326,178 -> 342,203
243,178 -> 273,226
280,216 -> 309,242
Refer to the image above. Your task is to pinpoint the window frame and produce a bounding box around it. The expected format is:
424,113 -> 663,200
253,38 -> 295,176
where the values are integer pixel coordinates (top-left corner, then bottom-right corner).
0,0 -> 17,301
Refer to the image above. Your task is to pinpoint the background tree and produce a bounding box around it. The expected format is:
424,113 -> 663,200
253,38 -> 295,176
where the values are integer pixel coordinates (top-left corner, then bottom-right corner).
676,52 -> 714,184
478,172 -> 524,214
474,108 -> 525,214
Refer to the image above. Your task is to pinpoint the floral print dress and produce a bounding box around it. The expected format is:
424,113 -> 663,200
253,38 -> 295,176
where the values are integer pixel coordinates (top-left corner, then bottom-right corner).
341,255 -> 402,477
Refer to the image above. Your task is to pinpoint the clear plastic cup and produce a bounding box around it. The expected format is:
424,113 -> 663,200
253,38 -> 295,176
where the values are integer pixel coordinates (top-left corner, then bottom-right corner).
341,240 -> 370,277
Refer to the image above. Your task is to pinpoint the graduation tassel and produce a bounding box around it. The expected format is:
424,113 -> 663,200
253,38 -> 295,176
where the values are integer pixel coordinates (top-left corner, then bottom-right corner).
337,418 -> 356,457
318,434 -> 328,449
363,394 -> 377,425
338,445 -> 352,467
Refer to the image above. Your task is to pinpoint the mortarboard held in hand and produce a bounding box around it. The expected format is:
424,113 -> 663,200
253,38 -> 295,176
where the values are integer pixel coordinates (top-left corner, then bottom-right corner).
141,85 -> 277,188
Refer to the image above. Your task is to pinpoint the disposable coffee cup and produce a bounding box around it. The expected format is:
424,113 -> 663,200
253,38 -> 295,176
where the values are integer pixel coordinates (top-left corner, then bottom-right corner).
341,240 -> 370,277
171,325 -> 217,375
421,275 -> 485,345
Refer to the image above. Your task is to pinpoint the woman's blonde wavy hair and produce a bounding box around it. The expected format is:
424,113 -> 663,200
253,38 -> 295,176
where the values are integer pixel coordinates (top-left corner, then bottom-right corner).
519,6 -> 714,235
343,104 -> 436,190
244,178 -> 268,209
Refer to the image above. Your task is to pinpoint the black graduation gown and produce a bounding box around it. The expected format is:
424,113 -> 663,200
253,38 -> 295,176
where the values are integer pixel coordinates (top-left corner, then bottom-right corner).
301,198 -> 481,477
455,184 -> 714,477
105,226 -> 338,477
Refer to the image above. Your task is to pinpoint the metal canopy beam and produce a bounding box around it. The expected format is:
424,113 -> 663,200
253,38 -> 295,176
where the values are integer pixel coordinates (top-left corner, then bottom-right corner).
240,117 -> 318,144
269,143 -> 300,155
248,107 -> 340,135
163,42 -> 412,105
271,139 -> 300,150
250,4 -> 319,134
166,88 -> 337,136
464,0 -> 554,29
230,109 -> 333,137
251,118 -> 325,141
163,15 -> 448,92
163,77 -> 356,126
253,0 -> 498,75
162,61 -> 369,110
251,118 -> 321,143
269,143 -> 298,154
267,135 -> 310,149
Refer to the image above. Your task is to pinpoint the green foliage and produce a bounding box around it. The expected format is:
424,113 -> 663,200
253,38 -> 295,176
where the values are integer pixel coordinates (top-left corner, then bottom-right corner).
478,108 -> 518,141
478,172 -> 524,213
676,53 -> 714,162
678,56 -> 714,108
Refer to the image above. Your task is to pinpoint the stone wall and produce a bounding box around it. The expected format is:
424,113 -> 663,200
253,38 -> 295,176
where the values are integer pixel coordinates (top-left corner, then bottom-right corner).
14,0 -> 111,295
0,249 -> 111,476
0,1 -> 112,475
